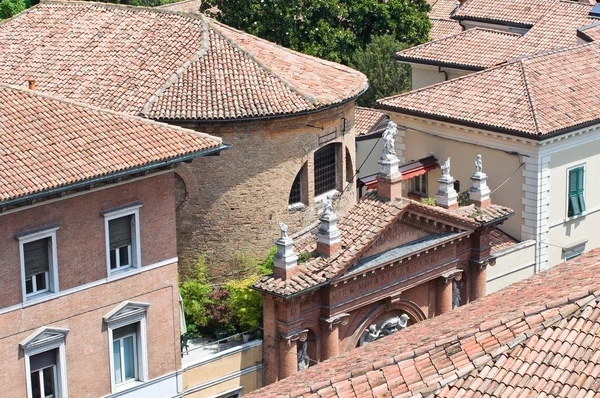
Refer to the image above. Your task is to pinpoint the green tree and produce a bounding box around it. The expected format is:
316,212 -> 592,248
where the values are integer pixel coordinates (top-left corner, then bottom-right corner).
201,0 -> 430,65
0,0 -> 26,20
179,255 -> 213,329
225,276 -> 263,331
350,34 -> 411,107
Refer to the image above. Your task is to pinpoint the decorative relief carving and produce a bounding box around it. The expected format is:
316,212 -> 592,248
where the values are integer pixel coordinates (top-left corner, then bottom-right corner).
359,313 -> 409,346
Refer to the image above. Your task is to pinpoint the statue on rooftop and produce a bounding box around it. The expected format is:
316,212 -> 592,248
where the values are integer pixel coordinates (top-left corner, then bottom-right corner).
381,121 -> 398,158
441,157 -> 451,177
322,197 -> 333,215
279,222 -> 288,239
475,154 -> 483,174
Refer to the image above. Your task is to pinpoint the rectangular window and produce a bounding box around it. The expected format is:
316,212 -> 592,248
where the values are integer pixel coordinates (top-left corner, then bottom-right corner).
29,349 -> 58,398
568,166 -> 586,217
409,174 -> 428,196
314,144 -> 337,197
109,216 -> 133,270
112,324 -> 138,385
23,238 -> 51,296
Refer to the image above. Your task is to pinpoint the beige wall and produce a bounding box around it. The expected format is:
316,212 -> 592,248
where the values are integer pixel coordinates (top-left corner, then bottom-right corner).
183,343 -> 263,397
409,64 -> 472,90
487,242 -> 536,294
402,125 -> 524,240
547,139 -> 600,267
356,137 -> 382,178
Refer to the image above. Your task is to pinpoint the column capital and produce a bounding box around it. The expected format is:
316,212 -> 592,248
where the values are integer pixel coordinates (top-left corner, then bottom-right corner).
470,258 -> 490,271
440,270 -> 463,283
278,329 -> 308,347
320,313 -> 350,330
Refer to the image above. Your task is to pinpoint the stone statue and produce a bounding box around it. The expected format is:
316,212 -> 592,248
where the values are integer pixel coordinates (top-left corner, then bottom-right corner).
441,157 -> 451,177
381,121 -> 398,158
361,313 -> 410,346
452,279 -> 461,310
475,154 -> 483,174
398,313 -> 409,329
322,197 -> 333,215
297,341 -> 309,371
363,324 -> 380,344
279,222 -> 288,239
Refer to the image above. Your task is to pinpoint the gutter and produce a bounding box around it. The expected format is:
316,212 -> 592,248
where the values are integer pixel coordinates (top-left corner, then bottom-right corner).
396,56 -> 485,72
0,143 -> 231,210
152,84 -> 370,125
451,15 -> 533,29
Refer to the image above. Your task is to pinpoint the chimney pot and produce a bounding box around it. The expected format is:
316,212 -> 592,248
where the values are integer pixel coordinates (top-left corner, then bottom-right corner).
28,79 -> 36,90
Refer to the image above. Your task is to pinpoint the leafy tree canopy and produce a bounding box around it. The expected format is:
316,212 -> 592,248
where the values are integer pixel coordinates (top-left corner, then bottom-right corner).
350,34 -> 411,106
201,0 -> 431,65
0,0 -> 26,20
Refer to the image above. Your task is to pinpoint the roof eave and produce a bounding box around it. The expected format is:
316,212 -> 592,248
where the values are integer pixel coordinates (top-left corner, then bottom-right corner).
0,143 -> 231,210
451,15 -> 534,29
396,56 -> 487,72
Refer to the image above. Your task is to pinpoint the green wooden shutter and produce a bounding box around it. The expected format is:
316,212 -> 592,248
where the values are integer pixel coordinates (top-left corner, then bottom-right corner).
577,167 -> 586,213
568,169 -> 579,216
24,238 -> 50,277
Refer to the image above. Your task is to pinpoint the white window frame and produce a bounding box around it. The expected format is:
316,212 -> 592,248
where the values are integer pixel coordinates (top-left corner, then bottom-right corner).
21,327 -> 69,398
18,226 -> 60,303
103,301 -> 150,393
408,174 -> 428,197
103,204 -> 142,277
566,163 -> 586,219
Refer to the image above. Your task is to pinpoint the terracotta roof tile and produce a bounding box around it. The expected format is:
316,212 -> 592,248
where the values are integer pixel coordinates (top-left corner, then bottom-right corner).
429,0 -> 460,20
490,229 -> 519,254
156,0 -> 201,13
578,21 -> 600,42
379,43 -> 600,137
354,107 -> 389,137
0,84 -> 223,205
429,19 -> 463,41
249,249 -> 600,398
0,2 -> 367,121
453,0 -> 557,26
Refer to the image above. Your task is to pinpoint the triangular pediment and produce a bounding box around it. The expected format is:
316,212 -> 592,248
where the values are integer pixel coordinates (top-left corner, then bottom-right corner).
20,327 -> 69,350
103,301 -> 150,325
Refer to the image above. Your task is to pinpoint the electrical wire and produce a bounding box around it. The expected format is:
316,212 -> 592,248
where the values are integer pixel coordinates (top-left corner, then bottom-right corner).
339,136 -> 382,198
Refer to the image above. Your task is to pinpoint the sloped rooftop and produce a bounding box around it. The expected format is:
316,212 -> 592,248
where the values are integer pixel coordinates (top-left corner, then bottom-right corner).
453,0 -> 557,26
0,84 -> 224,205
354,107 -> 389,137
429,18 -> 463,41
0,2 -> 367,121
379,43 -> 600,138
248,249 -> 600,398
253,191 -> 513,297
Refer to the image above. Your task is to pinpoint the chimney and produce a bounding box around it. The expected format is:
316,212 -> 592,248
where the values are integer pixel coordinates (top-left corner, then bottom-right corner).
28,79 -> 36,90
316,198 -> 341,258
376,121 -> 403,201
273,222 -> 298,279
435,157 -> 458,211
469,154 -> 491,208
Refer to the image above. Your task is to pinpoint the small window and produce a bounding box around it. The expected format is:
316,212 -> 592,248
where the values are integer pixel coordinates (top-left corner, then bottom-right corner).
289,168 -> 303,205
409,174 -> 428,197
568,166 -> 586,217
30,349 -> 58,398
314,144 -> 338,197
18,227 -> 59,302
112,324 -> 139,385
103,204 -> 142,276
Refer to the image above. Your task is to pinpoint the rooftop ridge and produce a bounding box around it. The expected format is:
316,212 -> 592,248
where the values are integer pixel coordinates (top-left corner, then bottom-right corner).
205,18 -> 319,106
140,14 -> 211,116
0,83 -> 222,142
39,0 -> 206,17
517,60 -> 542,136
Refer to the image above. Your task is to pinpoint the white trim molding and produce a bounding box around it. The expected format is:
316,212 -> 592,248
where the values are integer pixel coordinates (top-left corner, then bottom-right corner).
104,301 -> 150,393
17,225 -> 60,303
103,203 -> 143,277
21,326 -> 69,398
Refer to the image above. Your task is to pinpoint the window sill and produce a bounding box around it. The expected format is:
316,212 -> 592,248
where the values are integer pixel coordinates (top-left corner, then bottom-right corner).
288,203 -> 307,213
109,266 -> 137,279
25,290 -> 55,304
314,190 -> 340,204
564,212 -> 587,223
115,379 -> 144,393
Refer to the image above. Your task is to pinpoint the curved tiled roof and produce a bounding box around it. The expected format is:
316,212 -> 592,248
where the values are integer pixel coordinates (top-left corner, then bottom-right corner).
0,2 -> 367,121
0,84 -> 224,205
398,28 -> 520,70
354,107 -> 389,137
379,44 -> 600,137
453,0 -> 556,26
156,0 -> 201,13
429,0 -> 460,19
248,249 -> 600,397
429,19 -> 463,41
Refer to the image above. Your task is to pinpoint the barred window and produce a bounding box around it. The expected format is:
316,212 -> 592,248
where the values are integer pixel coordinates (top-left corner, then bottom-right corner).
314,144 -> 337,196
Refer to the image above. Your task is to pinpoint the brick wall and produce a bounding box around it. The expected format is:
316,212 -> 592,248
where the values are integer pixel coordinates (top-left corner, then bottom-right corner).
0,173 -> 177,308
175,102 -> 358,277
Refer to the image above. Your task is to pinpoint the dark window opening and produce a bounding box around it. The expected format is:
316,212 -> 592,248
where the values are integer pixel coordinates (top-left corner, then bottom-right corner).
314,144 -> 337,196
289,168 -> 303,205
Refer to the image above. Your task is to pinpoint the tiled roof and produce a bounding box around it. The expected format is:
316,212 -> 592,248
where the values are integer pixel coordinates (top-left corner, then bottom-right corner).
253,192 -> 513,297
453,0 -> 556,26
429,19 -> 463,41
0,2 -> 367,121
429,0 -> 459,19
379,43 -> 600,137
0,84 -> 223,205
354,107 -> 389,137
578,21 -> 600,41
247,249 -> 600,398
404,1 -> 594,72
398,28 -> 520,70
490,228 -> 519,254
156,0 -> 201,13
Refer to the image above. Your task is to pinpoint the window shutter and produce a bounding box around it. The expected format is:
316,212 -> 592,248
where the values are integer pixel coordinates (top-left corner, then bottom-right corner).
568,169 -> 578,195
24,238 -> 50,277
578,168 -> 586,212
29,349 -> 57,372
109,216 -> 132,250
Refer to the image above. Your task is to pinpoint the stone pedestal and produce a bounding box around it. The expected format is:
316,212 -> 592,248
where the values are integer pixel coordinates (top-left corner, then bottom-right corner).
437,276 -> 453,315
469,172 -> 491,208
435,174 -> 458,211
273,232 -> 298,279
317,211 -> 341,258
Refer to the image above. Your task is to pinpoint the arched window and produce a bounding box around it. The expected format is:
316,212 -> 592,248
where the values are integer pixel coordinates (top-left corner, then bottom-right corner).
289,162 -> 307,206
314,144 -> 338,197
345,147 -> 353,184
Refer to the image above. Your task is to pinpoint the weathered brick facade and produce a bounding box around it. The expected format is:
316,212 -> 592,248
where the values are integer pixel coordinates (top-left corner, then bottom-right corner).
0,173 -> 181,397
175,102 -> 358,277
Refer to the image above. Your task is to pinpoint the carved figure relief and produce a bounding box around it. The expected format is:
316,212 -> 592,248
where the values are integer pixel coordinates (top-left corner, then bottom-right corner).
297,340 -> 310,371
452,279 -> 461,310
359,313 -> 409,346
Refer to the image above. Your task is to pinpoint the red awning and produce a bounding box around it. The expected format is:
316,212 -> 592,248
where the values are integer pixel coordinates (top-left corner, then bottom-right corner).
358,156 -> 439,190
